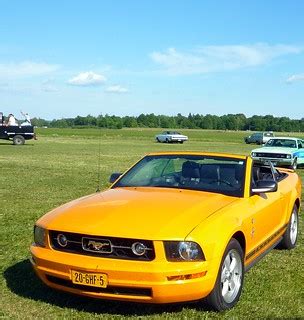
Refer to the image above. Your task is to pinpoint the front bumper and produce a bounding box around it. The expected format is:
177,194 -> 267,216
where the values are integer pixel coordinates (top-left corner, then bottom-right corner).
30,244 -> 218,303
251,157 -> 293,166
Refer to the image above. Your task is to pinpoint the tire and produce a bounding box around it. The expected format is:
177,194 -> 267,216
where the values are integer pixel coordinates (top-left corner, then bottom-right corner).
179,141 -> 184,144
156,138 -> 160,143
13,135 -> 25,145
279,205 -> 298,249
290,158 -> 297,170
166,138 -> 169,143
205,238 -> 244,311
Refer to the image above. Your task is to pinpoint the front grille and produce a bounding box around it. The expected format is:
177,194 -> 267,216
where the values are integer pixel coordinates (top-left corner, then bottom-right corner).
46,275 -> 152,297
49,231 -> 155,261
256,153 -> 288,159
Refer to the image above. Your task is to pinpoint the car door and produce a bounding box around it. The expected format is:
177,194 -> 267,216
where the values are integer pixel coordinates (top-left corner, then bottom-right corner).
294,140 -> 304,166
245,164 -> 284,260
159,132 -> 166,142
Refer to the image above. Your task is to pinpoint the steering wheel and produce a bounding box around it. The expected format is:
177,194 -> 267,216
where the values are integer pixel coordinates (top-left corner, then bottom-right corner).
207,179 -> 234,187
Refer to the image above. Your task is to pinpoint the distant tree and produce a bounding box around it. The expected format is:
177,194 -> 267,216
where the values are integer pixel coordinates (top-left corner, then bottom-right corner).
50,119 -> 69,128
30,112 -> 304,132
31,117 -> 49,127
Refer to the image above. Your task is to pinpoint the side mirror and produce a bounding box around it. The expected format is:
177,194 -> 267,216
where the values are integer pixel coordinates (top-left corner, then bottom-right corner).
252,180 -> 277,194
109,172 -> 122,183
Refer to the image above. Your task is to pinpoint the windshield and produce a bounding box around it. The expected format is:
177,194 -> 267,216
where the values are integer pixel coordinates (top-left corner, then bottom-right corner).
113,155 -> 246,197
265,139 -> 297,148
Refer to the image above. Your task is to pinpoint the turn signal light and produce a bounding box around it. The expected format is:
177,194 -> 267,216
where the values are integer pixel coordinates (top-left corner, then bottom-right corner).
167,271 -> 207,281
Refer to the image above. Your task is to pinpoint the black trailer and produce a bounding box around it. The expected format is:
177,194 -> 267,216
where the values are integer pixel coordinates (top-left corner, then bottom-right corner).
0,112 -> 36,145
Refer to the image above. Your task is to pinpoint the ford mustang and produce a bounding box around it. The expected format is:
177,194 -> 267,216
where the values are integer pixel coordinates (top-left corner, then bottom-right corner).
30,152 -> 301,311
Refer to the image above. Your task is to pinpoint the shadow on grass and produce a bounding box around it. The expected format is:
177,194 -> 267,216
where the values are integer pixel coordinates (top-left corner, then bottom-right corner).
4,259 -> 207,316
0,142 -> 34,146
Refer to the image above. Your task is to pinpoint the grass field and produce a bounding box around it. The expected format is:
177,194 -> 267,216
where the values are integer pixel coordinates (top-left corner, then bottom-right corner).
0,128 -> 303,319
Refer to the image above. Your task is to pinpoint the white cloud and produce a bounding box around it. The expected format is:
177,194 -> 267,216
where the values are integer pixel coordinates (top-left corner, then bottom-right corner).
41,79 -> 58,92
67,71 -> 107,86
105,85 -> 129,93
286,73 -> 304,83
150,44 -> 302,75
0,61 -> 60,78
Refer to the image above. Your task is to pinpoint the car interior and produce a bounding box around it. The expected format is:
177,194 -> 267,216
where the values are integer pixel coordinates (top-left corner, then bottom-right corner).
251,163 -> 287,188
148,160 -> 246,196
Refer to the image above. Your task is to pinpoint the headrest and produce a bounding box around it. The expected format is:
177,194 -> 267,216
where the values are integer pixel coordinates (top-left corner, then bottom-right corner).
182,161 -> 200,178
252,166 -> 260,181
234,164 -> 243,181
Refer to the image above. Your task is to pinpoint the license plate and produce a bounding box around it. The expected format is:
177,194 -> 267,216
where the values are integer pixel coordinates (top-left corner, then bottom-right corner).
71,270 -> 108,288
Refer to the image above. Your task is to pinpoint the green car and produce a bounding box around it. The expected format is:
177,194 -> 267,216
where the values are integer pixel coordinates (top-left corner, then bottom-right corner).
251,137 -> 304,170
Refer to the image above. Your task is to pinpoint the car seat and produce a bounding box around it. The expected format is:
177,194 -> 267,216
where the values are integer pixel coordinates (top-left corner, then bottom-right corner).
180,161 -> 200,186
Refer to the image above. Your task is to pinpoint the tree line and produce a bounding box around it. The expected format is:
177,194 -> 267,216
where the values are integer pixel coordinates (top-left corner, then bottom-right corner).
31,113 -> 304,132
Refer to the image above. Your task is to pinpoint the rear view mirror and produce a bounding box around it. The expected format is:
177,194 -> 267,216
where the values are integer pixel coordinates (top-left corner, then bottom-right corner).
109,172 -> 122,183
252,180 -> 277,194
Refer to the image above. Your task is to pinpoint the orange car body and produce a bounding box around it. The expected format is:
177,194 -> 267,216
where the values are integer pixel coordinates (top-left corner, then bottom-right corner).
30,152 -> 301,303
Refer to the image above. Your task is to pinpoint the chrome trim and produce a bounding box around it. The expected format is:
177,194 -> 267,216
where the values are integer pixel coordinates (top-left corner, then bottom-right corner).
82,237 -> 113,254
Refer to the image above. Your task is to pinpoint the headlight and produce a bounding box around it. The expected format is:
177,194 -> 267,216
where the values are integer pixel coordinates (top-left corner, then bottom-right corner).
286,154 -> 291,159
34,226 -> 46,247
251,152 -> 256,157
164,241 -> 205,261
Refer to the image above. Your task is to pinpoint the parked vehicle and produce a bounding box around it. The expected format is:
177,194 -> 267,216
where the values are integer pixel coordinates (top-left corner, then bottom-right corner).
244,132 -> 274,144
0,112 -> 36,145
31,152 -> 301,311
251,137 -> 304,170
155,131 -> 188,143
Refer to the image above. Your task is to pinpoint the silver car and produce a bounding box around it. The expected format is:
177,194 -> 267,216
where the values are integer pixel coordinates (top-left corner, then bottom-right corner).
155,131 -> 188,143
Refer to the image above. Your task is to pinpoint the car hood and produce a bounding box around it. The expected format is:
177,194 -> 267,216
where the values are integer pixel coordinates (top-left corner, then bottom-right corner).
252,147 -> 294,154
38,187 -> 237,240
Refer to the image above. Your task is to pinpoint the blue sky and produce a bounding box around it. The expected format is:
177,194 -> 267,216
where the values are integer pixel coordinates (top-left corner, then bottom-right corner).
0,0 -> 303,120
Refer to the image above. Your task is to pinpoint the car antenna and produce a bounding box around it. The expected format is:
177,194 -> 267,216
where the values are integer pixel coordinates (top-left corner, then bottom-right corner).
96,126 -> 102,192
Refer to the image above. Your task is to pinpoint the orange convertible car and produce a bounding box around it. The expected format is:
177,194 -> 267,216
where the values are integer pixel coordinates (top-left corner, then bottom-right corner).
31,152 -> 301,311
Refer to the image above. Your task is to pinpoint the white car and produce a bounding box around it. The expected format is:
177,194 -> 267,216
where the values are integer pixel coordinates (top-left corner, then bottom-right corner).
155,131 -> 188,143
251,137 -> 304,170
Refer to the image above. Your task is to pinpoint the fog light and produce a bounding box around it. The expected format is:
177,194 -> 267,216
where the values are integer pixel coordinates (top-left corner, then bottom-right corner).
131,242 -> 146,256
57,234 -> 68,247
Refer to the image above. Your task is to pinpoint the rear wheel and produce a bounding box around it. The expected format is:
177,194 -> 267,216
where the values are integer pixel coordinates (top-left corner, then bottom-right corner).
205,238 -> 244,311
13,135 -> 25,145
280,205 -> 298,249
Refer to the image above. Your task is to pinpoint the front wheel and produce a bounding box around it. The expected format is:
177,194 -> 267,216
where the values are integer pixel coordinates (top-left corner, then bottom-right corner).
290,158 -> 297,170
280,205 -> 298,249
205,238 -> 244,311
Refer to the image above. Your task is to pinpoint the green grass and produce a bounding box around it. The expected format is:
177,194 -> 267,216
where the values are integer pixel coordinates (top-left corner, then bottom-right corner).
0,128 -> 303,319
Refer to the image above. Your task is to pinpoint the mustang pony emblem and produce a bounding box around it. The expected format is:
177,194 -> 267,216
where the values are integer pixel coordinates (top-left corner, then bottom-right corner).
82,238 -> 112,253
88,240 -> 109,250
